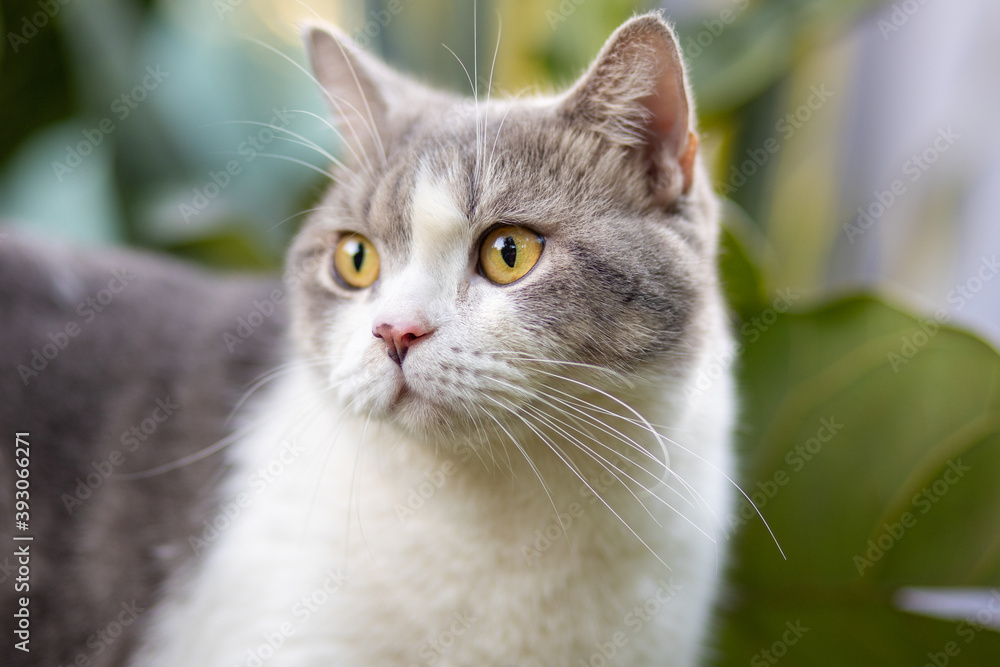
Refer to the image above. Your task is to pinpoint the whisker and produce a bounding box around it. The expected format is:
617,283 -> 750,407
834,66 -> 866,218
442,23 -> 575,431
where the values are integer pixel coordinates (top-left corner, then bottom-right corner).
267,205 -> 343,232
650,434 -> 787,559
244,37 -> 379,178
482,8 -> 502,183
227,356 -> 329,426
483,374 -> 668,492
523,367 -> 672,479
538,366 -> 784,557
484,396 -> 574,546
541,388 -> 716,526
537,384 -> 666,470
213,151 -> 343,184
519,402 -> 663,523
458,402 -> 499,473
117,377 -> 328,480
349,409 -> 376,561
483,351 -> 633,386
202,120 -> 355,180
300,392 -> 358,550
500,398 -> 671,570
489,375 -> 715,545
282,107 -> 373,184
533,404 -> 717,544
479,353 -> 727,540
115,420 -> 259,480
532,378 -> 723,528
530,398 -> 688,507
486,95 -> 519,183
479,395 -> 561,530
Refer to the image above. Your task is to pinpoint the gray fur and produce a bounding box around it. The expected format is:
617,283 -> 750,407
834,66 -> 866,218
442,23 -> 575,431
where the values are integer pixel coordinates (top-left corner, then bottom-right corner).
291,13 -> 721,442
1,11 -> 726,665
0,235 -> 284,665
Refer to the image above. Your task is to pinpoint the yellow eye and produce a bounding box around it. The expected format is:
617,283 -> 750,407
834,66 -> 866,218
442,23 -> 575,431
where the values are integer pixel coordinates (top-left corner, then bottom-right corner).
479,226 -> 544,285
333,233 -> 380,289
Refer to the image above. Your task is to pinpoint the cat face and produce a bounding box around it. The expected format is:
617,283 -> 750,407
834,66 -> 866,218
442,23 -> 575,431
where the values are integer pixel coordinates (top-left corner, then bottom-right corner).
288,14 -> 720,441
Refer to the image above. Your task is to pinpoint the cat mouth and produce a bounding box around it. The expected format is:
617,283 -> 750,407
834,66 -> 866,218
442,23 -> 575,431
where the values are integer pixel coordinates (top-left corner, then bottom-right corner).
385,375 -> 452,428
393,383 -> 413,405
390,376 -> 427,411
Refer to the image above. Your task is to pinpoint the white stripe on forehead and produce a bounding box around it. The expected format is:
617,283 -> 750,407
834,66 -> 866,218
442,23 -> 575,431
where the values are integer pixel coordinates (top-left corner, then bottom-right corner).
408,168 -> 469,268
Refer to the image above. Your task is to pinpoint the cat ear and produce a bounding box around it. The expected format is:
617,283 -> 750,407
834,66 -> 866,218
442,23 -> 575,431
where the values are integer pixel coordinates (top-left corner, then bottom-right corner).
558,14 -> 699,201
304,23 -> 421,165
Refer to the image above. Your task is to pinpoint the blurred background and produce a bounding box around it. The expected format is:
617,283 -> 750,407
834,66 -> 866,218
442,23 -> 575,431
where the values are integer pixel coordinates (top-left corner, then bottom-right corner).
2,0 -> 999,663
2,0 -> 998,343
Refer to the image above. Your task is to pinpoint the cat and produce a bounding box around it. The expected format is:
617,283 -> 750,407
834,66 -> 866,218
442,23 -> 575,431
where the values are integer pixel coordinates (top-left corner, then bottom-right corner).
0,11 -> 735,666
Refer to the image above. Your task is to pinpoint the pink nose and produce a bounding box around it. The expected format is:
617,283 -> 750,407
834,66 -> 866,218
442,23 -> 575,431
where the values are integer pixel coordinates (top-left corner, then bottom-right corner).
372,321 -> 434,365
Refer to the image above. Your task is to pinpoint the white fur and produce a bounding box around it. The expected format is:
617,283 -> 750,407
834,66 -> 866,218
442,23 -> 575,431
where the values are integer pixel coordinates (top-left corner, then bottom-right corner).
131,316 -> 734,666
369,170 -> 470,340
133,170 -> 737,667
409,169 -> 470,268
132,13 -> 738,664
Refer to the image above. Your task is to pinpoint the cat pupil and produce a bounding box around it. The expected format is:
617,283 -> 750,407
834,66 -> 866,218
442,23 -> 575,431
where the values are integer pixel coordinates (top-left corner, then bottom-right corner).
352,243 -> 365,272
501,237 -> 517,268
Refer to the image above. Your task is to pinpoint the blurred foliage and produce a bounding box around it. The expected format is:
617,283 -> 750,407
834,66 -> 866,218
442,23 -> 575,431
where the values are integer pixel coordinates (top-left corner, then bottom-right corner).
698,2 -> 1000,658
717,218 -> 1000,665
2,0 -> 998,663
0,0 -> 74,166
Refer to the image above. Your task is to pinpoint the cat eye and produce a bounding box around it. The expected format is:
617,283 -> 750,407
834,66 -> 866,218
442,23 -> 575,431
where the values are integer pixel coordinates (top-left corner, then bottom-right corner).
333,233 -> 380,289
478,226 -> 544,285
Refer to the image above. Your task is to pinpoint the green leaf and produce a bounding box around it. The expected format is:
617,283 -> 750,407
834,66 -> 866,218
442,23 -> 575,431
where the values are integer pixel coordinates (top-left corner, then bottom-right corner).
717,296 -> 1000,664
719,220 -> 767,322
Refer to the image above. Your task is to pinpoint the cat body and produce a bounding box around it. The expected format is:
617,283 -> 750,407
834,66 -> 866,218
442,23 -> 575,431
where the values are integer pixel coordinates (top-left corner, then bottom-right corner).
2,13 -> 735,666
0,237 -> 284,666
136,14 -> 736,665
134,351 -> 732,666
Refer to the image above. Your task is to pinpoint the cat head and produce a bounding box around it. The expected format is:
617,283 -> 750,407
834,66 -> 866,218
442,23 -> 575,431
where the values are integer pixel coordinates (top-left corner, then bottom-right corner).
287,13 -> 723,445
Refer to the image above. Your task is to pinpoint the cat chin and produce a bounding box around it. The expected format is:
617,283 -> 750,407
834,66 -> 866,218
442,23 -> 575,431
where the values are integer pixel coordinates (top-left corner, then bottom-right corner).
329,368 -> 461,437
